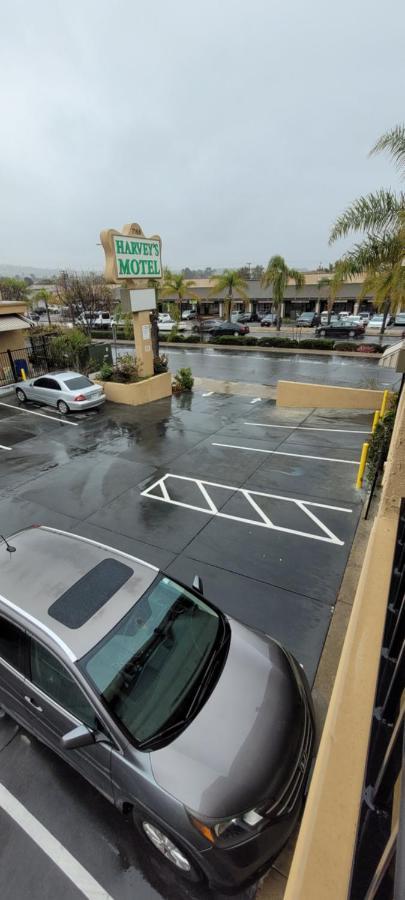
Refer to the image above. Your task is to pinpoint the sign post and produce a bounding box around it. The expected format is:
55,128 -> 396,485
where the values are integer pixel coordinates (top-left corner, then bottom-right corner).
100,223 -> 162,377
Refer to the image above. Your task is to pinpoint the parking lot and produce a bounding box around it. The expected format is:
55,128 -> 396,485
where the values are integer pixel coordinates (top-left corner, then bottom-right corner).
0,389 -> 371,900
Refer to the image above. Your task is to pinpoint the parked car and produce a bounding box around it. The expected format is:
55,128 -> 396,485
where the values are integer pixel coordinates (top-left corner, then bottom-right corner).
296,312 -> 320,327
315,320 -> 366,338
208,321 -> 250,336
260,313 -> 278,327
359,311 -> 371,323
394,312 -> 405,326
181,309 -> 197,320
15,371 -> 105,414
192,318 -> 223,333
235,312 -> 262,323
0,526 -> 315,891
158,318 -> 186,333
320,312 -> 340,325
368,314 -> 394,329
158,313 -> 172,322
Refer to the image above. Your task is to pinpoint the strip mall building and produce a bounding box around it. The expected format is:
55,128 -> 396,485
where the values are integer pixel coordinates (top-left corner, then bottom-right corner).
161,271 -> 376,319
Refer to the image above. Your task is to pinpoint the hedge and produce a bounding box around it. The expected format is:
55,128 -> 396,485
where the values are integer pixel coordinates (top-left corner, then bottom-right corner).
258,337 -> 299,348
298,338 -> 334,350
332,341 -> 360,351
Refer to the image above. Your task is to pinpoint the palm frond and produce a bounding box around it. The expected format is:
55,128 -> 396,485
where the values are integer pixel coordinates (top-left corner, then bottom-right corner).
370,124 -> 405,176
329,190 -> 403,243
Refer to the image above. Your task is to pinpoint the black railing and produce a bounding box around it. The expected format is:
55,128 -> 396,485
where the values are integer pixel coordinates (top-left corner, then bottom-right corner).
0,336 -> 112,387
350,499 -> 405,899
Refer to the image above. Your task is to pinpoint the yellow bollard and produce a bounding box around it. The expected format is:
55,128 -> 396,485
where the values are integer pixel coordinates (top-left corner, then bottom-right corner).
372,410 -> 380,433
20,368 -> 26,381
380,389 -> 389,419
356,442 -> 369,489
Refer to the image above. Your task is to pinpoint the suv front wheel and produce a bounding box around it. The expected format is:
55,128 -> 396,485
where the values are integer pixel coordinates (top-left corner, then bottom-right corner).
132,812 -> 203,884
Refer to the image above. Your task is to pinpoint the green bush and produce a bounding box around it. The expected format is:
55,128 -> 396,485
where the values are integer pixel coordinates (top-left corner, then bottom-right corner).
258,337 -> 298,348
210,335 -> 246,345
154,354 -> 168,374
183,334 -> 201,343
366,400 -> 397,484
158,334 -> 169,342
90,329 -> 126,340
169,333 -> 185,343
299,338 -> 334,350
333,341 -> 359,351
243,336 -> 258,346
174,367 -> 194,391
99,362 -> 114,381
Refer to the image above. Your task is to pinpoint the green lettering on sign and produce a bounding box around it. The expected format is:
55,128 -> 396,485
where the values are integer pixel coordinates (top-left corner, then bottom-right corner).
130,259 -> 140,275
115,239 -> 125,254
118,258 -> 131,275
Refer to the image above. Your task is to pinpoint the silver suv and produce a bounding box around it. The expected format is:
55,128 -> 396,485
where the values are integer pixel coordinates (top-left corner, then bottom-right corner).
0,527 -> 315,891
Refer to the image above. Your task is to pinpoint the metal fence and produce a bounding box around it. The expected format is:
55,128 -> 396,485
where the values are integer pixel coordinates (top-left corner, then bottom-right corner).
0,335 -> 112,387
349,499 -> 405,899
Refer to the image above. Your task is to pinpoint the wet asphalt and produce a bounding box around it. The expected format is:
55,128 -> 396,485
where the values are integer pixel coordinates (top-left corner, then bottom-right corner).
161,346 -> 401,389
0,386 -> 373,899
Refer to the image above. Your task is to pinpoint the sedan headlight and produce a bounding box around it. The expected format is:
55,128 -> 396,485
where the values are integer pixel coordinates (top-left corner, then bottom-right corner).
189,808 -> 264,847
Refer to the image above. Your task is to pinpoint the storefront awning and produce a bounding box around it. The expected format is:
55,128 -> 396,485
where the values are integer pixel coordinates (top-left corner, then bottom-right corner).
379,339 -> 405,372
0,315 -> 29,332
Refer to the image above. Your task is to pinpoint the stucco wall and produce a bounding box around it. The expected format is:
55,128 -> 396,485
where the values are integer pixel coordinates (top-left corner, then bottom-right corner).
277,379 -> 392,410
0,329 -> 28,353
95,371 -> 172,406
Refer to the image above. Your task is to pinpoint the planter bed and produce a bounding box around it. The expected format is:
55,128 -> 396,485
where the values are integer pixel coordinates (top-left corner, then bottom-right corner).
94,371 -> 172,406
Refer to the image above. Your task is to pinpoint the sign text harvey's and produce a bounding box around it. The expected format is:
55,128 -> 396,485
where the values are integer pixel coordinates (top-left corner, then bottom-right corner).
100,223 -> 162,286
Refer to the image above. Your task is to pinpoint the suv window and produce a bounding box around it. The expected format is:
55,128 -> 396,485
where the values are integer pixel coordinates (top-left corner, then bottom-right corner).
0,616 -> 25,673
30,640 -> 97,728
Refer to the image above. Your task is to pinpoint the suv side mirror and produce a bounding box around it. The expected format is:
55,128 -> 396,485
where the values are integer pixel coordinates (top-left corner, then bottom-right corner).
193,575 -> 204,595
61,724 -> 95,750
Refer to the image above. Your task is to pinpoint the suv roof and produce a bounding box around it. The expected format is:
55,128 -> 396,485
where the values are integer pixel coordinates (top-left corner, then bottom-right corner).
0,527 -> 157,660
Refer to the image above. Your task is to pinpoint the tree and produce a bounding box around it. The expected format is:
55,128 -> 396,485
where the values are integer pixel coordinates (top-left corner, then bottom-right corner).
160,271 -> 197,322
317,276 -> 334,323
55,271 -> 113,335
261,256 -> 305,330
208,269 -> 249,321
33,288 -> 54,325
0,277 -> 29,302
330,124 -> 405,343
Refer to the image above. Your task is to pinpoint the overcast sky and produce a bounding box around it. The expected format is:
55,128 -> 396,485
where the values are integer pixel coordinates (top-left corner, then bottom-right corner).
0,0 -> 404,273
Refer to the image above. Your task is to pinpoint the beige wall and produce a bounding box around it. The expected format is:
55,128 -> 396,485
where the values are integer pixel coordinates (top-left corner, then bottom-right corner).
0,301 -> 28,316
0,329 -> 28,353
277,379 -> 392,410
284,387 -> 405,900
96,372 -> 172,406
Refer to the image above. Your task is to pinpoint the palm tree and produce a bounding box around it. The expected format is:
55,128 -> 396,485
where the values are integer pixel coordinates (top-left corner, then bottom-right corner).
34,288 -> 54,325
330,124 -> 405,343
208,269 -> 249,321
317,275 -> 335,324
160,271 -> 197,322
261,256 -> 305,330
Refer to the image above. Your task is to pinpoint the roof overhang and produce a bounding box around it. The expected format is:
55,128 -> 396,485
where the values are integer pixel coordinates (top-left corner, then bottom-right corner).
0,314 -> 30,333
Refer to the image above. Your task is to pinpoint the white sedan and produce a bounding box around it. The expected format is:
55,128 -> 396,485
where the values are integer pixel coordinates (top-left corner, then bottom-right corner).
158,318 -> 186,333
15,371 -> 105,414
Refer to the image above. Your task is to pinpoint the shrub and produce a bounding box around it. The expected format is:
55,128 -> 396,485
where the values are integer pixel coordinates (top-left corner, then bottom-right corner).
48,328 -> 89,370
174,367 -> 194,391
299,338 -> 334,350
243,336 -> 258,346
99,361 -> 114,381
356,343 -> 380,353
333,341 -> 359,351
104,353 -> 141,383
366,399 -> 397,484
154,354 -> 168,374
210,335 -> 246,345
158,334 -> 169,342
258,337 -> 298,348
183,334 -> 200,343
169,333 -> 185,343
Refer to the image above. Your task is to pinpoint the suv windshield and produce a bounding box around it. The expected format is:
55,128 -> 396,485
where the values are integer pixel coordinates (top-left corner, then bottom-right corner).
79,576 -> 227,748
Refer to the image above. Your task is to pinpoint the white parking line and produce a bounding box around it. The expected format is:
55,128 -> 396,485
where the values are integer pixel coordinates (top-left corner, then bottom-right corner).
250,397 -> 262,404
212,442 -> 358,465
202,391 -> 214,397
0,444 -> 12,451
0,783 -> 114,899
244,421 -> 370,434
141,473 -> 352,545
0,401 -> 79,427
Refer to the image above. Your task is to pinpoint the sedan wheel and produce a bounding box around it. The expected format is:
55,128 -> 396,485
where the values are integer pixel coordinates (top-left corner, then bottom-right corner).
57,400 -> 70,415
349,330 -> 355,338
320,329 -> 326,337
16,388 -> 27,402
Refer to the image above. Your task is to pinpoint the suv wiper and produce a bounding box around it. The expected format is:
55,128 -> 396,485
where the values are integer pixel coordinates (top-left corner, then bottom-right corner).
185,621 -> 230,720
137,718 -> 190,750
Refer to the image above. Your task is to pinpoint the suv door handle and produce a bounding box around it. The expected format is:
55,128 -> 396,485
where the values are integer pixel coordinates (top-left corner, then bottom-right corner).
24,695 -> 43,712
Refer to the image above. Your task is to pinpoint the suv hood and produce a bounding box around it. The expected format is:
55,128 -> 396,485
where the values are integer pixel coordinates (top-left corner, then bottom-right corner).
150,620 -> 306,819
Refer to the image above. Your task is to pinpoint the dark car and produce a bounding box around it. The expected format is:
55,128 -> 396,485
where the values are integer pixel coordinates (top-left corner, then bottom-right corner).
192,318 -> 223,333
236,312 -> 262,323
209,321 -> 250,336
296,312 -> 320,327
0,526 -> 315,892
260,313 -> 278,327
315,319 -> 366,338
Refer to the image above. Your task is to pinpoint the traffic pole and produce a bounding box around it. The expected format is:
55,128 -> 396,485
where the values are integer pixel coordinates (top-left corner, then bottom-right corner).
372,410 -> 380,433
380,389 -> 389,419
356,442 -> 369,489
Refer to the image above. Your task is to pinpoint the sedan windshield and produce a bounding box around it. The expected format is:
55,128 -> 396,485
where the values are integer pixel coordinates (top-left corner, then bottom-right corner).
79,576 -> 225,747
